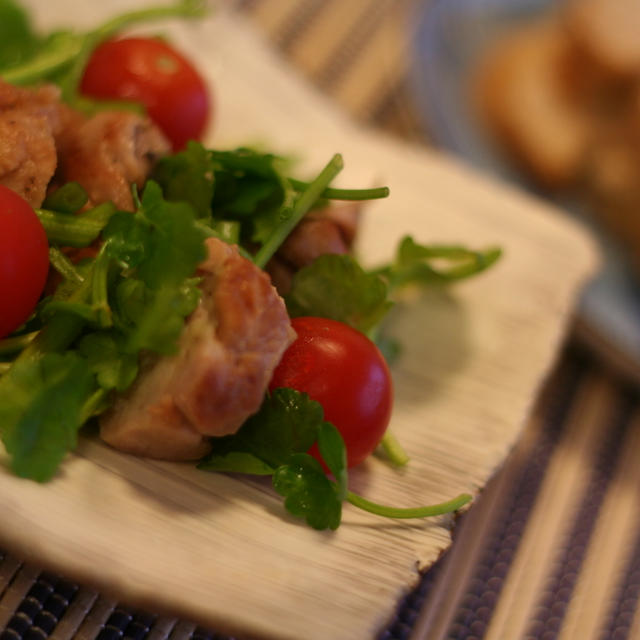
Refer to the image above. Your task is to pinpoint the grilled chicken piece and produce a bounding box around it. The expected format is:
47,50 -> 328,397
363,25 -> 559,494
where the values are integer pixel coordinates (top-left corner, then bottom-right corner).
55,111 -> 170,211
0,81 -> 68,207
0,80 -> 169,211
99,237 -> 296,461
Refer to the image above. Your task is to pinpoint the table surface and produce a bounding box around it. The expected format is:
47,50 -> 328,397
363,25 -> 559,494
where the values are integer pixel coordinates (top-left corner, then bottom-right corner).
2,2 -> 640,640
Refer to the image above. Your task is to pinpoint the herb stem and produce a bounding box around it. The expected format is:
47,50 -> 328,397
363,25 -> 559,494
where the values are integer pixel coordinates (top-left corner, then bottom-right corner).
62,0 -> 206,101
0,33 -> 82,85
49,248 -> 85,285
21,313 -> 85,360
80,388 -> 109,423
379,430 -> 410,466
0,332 -> 39,357
195,221 -> 254,260
3,0 -> 206,91
91,244 -> 113,328
37,209 -> 103,248
288,179 -> 389,201
254,154 -> 344,269
346,491 -> 472,519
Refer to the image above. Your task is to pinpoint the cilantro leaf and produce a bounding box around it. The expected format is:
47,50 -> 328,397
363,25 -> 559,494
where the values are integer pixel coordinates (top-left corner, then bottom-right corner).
285,254 -> 392,334
0,0 -> 39,69
102,181 -> 207,354
317,422 -> 348,500
273,454 -> 342,530
152,141 -> 215,219
210,148 -> 295,244
198,387 -> 471,529
77,332 -> 138,392
198,451 -> 274,476
104,181 -> 208,287
42,181 -> 88,213
377,236 -> 503,289
199,389 -> 346,530
120,282 -> 201,355
0,352 -> 96,481
200,388 -> 324,471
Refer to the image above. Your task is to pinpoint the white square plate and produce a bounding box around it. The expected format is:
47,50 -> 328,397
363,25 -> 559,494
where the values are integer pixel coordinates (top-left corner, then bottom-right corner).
1,2 -> 598,638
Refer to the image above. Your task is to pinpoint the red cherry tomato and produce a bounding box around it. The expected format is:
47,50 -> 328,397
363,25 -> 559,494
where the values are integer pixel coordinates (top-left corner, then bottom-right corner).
0,185 -> 49,338
80,37 -> 211,151
269,317 -> 393,468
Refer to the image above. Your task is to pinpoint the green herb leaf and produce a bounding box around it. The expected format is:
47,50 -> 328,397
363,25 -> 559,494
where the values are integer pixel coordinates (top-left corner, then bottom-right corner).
152,141 -> 215,219
285,254 -> 392,334
273,453 -> 342,530
200,388 -> 324,471
197,451 -> 274,476
42,182 -> 88,213
377,236 -> 503,290
102,181 -> 207,354
210,148 -> 295,245
317,422 -> 347,500
0,0 -> 39,69
37,201 -> 117,248
77,332 -> 138,392
0,352 -> 96,481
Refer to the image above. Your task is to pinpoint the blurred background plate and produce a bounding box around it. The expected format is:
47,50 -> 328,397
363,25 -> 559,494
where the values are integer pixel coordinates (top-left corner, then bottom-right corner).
408,0 -> 640,381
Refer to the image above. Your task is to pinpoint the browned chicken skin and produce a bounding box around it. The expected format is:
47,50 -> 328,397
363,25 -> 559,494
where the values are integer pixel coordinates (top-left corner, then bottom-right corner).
99,237 -> 296,460
55,110 -> 170,211
0,79 -> 169,210
0,82 -> 65,207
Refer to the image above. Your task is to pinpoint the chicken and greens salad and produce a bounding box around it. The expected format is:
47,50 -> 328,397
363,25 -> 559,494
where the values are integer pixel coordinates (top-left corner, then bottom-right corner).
0,0 -> 500,530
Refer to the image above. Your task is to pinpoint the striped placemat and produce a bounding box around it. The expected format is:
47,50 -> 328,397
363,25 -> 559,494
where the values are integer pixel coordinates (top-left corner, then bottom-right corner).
2,1 -> 639,639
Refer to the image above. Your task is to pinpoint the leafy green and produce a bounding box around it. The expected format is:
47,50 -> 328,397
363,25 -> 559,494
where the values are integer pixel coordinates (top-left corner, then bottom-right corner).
152,141 -> 216,219
317,422 -> 348,499
77,332 -> 138,392
42,182 -> 89,213
102,181 -> 207,353
41,242 -> 113,328
208,148 -> 295,244
273,454 -> 342,530
152,145 -> 396,266
0,352 -> 96,481
0,0 -> 39,69
374,236 -> 503,289
200,388 -> 324,472
200,389 -> 344,530
285,254 -> 392,334
36,201 -> 116,248
199,389 -> 469,530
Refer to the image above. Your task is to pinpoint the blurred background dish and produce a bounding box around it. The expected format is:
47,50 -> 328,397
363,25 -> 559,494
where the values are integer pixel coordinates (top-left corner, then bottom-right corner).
409,0 -> 640,381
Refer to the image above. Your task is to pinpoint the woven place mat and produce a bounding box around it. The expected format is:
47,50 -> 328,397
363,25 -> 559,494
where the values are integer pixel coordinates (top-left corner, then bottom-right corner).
1,1 -> 637,638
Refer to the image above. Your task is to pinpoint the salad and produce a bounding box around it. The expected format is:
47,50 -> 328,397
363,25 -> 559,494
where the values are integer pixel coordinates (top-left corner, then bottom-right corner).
0,0 -> 501,530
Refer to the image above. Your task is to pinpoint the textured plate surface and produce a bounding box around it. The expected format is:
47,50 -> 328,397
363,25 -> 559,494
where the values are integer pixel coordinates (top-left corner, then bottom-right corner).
0,2 -> 598,639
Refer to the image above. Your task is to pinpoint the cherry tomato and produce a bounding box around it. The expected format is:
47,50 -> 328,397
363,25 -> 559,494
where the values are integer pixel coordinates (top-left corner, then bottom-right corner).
0,185 -> 49,338
269,317 -> 393,468
80,37 -> 211,151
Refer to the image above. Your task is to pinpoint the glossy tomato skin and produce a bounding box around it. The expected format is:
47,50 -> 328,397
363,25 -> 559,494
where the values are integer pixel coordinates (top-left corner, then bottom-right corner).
80,37 -> 211,151
269,317 -> 393,468
0,185 -> 49,338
